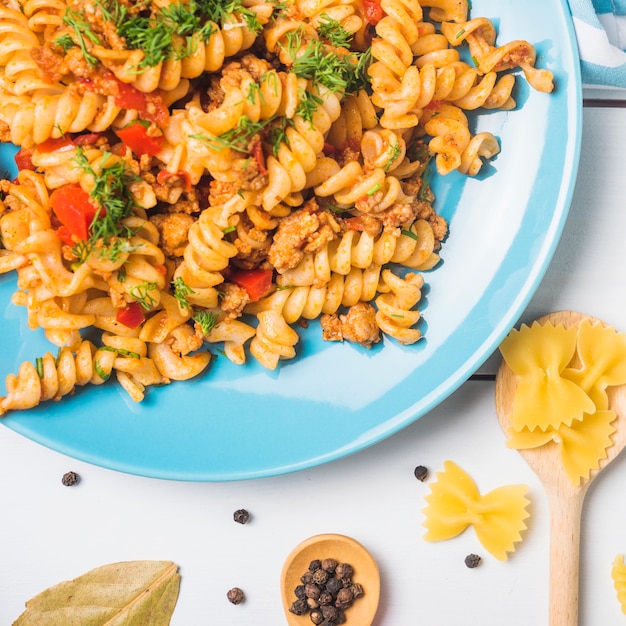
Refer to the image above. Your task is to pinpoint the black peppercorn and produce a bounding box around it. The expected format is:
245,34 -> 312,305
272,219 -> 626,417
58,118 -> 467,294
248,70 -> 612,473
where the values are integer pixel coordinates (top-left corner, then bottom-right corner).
335,563 -> 353,580
321,558 -> 337,573
61,471 -> 79,486
312,568 -> 329,585
325,576 -> 342,595
335,587 -> 353,610
464,553 -> 482,568
318,590 -> 333,606
321,605 -> 339,622
414,465 -> 429,481
350,582 -> 364,599
306,597 -> 319,610
305,583 -> 321,600
290,557 -> 363,622
233,508 -> 250,524
290,599 -> 309,615
226,587 -> 245,605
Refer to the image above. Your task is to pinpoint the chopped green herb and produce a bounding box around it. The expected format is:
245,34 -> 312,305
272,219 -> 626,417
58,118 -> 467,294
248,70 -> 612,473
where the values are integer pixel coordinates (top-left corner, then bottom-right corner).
223,225 -> 236,234
384,142 -> 403,172
71,148 -> 141,264
268,117 -> 293,156
192,116 -> 270,153
94,360 -> 111,381
129,281 -> 159,310
35,357 -> 44,378
317,13 -> 353,48
62,8 -> 101,66
172,276 -> 195,310
54,33 -> 75,53
401,228 -> 418,241
100,346 -> 141,359
455,28 -> 465,39
295,90 -> 324,125
367,183 -> 381,196
194,309 -> 219,336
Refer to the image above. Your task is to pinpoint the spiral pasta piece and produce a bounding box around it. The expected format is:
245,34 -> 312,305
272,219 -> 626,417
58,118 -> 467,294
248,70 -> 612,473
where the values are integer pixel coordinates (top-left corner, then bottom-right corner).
173,205 -> 239,309
249,309 -> 299,370
375,269 -> 424,344
0,5 -> 56,95
0,335 -> 169,415
0,88 -> 125,147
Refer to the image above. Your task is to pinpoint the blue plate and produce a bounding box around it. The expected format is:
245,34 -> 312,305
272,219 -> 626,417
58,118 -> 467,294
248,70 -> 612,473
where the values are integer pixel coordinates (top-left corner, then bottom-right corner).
0,0 -> 581,481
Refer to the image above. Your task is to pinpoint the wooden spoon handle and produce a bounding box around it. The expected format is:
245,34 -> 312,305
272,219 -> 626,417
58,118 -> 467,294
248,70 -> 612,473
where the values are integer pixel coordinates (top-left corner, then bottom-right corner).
547,489 -> 585,626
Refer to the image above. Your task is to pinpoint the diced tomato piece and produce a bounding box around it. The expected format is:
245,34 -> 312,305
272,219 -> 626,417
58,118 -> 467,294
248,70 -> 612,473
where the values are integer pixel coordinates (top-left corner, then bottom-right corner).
156,169 -> 192,193
49,184 -> 98,242
115,121 -> 164,157
228,268 -> 274,302
323,142 -> 337,157
114,81 -> 147,112
74,133 -> 102,146
143,91 -> 169,127
425,99 -> 443,111
36,136 -> 75,153
344,216 -> 369,231
363,0 -> 385,25
251,140 -> 267,175
116,301 -> 145,329
56,225 -> 75,246
14,148 -> 35,171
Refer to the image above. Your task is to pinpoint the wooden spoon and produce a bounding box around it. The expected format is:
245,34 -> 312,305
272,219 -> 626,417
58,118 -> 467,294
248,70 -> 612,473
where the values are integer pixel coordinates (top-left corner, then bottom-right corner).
495,310 -> 626,626
280,533 -> 380,626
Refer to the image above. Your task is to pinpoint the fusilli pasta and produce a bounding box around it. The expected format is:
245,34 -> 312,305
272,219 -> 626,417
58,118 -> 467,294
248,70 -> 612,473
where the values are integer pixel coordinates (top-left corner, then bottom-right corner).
0,0 -> 554,413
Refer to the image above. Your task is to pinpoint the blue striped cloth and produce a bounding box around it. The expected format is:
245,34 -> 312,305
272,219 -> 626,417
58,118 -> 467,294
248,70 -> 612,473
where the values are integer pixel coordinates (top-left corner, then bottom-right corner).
567,0 -> 626,86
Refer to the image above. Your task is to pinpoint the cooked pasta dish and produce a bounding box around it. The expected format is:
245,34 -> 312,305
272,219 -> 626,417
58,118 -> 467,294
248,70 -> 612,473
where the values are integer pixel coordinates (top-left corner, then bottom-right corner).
0,0 -> 553,415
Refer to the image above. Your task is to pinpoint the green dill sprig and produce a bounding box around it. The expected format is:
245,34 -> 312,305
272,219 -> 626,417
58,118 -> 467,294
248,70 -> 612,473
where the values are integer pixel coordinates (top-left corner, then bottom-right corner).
317,14 -> 353,48
295,90 -> 324,125
291,40 -> 371,97
172,276 -> 195,310
130,281 -> 159,310
267,117 -> 293,156
100,345 -> 141,359
71,148 -> 141,264
194,309 -> 219,336
93,360 -> 111,381
384,142 -> 403,172
61,8 -> 101,66
191,116 -> 271,153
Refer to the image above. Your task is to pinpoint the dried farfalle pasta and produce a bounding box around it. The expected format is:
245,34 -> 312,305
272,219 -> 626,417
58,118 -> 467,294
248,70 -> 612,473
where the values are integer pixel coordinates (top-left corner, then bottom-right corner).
563,319 -> 626,411
613,554 -> 626,615
499,322 -> 596,432
499,315 -> 626,486
506,410 -> 617,486
423,460 -> 530,561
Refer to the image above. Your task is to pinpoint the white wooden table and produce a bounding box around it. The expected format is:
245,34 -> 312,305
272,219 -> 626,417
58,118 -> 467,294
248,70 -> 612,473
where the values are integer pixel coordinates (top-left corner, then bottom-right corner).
2,88 -> 626,626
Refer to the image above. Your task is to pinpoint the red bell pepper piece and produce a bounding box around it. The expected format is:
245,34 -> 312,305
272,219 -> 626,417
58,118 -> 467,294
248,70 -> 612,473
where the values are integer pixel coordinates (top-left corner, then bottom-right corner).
228,268 -> 274,302
363,0 -> 385,25
14,148 -> 35,171
115,121 -> 164,157
49,184 -> 99,242
116,301 -> 145,328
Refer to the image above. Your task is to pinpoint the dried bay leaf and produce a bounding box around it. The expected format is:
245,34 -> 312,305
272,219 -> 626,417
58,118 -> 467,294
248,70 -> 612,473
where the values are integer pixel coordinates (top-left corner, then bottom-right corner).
13,560 -> 180,626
